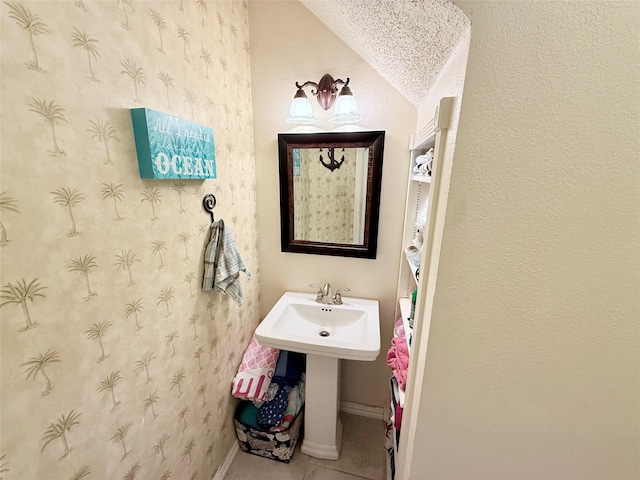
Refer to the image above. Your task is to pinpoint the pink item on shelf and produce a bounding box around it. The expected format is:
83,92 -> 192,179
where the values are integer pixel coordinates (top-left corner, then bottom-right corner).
395,403 -> 403,431
232,336 -> 280,401
393,317 -> 406,338
386,336 -> 410,390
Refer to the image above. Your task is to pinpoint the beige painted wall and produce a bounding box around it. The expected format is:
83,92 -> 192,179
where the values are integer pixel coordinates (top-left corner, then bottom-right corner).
408,1 -> 640,478
397,27 -> 471,480
416,34 -> 470,132
249,0 -> 416,408
1,1 -> 259,478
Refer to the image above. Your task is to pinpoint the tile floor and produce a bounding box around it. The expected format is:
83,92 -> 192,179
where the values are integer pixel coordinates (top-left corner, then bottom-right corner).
225,413 -> 387,480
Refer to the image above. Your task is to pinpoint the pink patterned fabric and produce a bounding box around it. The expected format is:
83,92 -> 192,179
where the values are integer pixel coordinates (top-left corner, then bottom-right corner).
387,337 -> 409,390
232,336 -> 280,401
393,317 -> 406,338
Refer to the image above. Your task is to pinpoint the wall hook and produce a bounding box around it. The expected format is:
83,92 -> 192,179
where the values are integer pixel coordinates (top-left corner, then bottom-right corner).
202,194 -> 217,222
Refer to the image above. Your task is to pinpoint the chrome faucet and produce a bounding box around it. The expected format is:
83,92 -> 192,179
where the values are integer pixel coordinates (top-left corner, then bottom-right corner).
322,282 -> 333,302
310,283 -> 332,304
309,283 -> 350,305
333,287 -> 350,305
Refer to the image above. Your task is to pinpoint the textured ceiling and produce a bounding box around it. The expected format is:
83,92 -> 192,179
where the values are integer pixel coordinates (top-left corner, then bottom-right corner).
299,0 -> 470,107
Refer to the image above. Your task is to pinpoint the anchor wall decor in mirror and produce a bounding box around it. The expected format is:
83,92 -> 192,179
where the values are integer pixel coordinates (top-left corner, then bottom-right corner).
278,131 -> 385,258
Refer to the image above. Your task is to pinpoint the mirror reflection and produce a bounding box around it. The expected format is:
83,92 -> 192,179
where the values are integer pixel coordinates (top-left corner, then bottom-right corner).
278,131 -> 385,258
292,147 -> 369,244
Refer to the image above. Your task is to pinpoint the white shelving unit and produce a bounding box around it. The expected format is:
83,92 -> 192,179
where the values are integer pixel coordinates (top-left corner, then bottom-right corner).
387,97 -> 455,480
410,174 -> 432,183
398,297 -> 412,356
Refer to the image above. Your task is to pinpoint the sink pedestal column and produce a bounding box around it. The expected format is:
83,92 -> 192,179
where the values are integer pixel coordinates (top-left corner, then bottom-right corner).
301,354 -> 342,460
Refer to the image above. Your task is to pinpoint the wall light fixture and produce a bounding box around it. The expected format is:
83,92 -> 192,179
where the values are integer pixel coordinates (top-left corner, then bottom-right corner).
285,73 -> 362,125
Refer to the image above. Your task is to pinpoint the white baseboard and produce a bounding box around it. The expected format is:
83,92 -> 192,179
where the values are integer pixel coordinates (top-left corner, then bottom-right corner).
212,442 -> 239,480
339,401 -> 385,420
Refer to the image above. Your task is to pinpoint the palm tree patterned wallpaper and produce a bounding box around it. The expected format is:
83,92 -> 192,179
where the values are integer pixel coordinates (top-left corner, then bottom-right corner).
0,1 -> 258,479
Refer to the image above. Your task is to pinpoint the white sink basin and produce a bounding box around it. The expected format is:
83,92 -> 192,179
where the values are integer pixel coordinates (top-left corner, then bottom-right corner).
255,291 -> 380,361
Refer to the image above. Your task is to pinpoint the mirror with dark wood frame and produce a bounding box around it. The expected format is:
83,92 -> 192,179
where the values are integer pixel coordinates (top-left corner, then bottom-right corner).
278,131 -> 385,258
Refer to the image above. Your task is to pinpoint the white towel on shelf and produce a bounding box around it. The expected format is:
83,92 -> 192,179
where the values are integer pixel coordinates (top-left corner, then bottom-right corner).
413,149 -> 434,174
414,154 -> 427,165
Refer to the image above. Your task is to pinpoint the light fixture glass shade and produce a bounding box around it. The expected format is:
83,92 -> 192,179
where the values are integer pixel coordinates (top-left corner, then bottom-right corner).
285,96 -> 316,124
329,93 -> 362,124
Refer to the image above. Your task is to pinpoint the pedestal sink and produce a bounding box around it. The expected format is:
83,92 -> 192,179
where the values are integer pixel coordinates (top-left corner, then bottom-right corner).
255,291 -> 380,460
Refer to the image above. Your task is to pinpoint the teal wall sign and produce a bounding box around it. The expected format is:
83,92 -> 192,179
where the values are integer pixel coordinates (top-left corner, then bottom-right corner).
293,148 -> 301,177
130,108 -> 216,179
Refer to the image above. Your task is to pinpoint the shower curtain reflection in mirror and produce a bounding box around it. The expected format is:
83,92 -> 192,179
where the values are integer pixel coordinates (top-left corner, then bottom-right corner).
292,147 -> 368,244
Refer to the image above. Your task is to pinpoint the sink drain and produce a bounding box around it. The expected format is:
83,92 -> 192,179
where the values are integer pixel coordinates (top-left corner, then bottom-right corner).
319,330 -> 330,337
